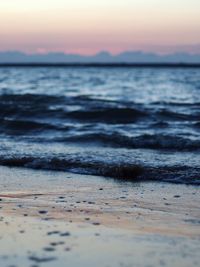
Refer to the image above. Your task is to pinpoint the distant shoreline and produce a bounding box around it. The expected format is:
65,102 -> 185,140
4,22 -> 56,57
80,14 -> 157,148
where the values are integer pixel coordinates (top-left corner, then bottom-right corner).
0,63 -> 200,68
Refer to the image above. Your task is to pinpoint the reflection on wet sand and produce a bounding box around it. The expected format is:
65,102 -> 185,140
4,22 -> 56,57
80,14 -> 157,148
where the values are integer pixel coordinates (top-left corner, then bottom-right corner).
0,167 -> 199,267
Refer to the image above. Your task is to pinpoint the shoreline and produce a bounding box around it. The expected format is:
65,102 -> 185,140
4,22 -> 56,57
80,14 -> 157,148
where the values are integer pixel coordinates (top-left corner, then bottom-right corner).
0,166 -> 199,266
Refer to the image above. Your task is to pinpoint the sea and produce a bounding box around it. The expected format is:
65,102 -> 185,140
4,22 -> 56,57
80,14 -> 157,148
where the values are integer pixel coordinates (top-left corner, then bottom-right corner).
0,66 -> 200,184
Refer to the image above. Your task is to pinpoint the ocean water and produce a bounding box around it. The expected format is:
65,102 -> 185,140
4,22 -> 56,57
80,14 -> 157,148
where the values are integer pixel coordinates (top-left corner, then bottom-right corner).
0,67 -> 200,184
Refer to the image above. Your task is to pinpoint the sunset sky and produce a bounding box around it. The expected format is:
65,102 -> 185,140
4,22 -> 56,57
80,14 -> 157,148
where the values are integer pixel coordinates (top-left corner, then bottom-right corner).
0,0 -> 200,54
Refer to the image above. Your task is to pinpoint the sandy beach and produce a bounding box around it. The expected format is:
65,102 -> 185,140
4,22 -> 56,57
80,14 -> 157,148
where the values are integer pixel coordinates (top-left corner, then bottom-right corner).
0,166 -> 199,267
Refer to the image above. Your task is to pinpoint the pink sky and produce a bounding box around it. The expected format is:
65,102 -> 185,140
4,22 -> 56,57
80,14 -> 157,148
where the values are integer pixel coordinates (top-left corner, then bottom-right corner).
0,0 -> 200,54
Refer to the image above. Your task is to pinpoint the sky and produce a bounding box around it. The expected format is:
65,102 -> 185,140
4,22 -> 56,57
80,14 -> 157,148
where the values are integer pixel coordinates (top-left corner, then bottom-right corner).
0,0 -> 200,54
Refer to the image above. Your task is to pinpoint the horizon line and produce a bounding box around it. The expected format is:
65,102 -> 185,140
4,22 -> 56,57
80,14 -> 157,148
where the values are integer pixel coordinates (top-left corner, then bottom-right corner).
0,63 -> 200,68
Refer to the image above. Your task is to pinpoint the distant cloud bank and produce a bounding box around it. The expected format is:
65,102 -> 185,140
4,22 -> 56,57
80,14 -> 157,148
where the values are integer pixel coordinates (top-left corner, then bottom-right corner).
0,51 -> 200,63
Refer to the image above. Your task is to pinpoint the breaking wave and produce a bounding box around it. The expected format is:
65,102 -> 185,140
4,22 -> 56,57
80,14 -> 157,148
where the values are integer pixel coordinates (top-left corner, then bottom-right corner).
0,154 -> 199,185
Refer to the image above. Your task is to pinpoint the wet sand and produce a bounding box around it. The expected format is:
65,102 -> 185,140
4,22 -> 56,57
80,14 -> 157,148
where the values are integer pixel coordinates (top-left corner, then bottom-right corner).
0,166 -> 199,267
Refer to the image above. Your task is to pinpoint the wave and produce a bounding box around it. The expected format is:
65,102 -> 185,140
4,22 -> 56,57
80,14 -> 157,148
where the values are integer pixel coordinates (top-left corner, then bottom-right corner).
157,109 -> 200,121
0,155 -> 199,185
0,119 -> 68,134
0,93 -> 127,107
54,133 -> 200,151
67,108 -> 146,123
0,93 -> 64,104
0,94 -> 64,119
0,93 -> 147,123
193,122 -> 200,129
1,93 -> 200,124
151,121 -> 169,128
2,130 -> 199,150
151,101 -> 200,107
